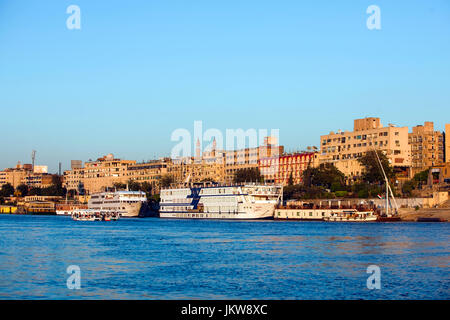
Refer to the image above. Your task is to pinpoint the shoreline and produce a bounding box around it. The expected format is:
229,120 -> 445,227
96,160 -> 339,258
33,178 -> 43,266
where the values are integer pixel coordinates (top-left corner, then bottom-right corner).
398,207 -> 450,222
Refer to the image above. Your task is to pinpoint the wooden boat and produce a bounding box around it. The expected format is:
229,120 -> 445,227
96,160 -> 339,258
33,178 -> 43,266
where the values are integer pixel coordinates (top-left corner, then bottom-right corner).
324,210 -> 377,222
71,209 -> 120,221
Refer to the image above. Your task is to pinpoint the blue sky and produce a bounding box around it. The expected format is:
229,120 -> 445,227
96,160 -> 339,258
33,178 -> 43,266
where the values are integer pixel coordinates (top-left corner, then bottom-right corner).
1,0 -> 449,172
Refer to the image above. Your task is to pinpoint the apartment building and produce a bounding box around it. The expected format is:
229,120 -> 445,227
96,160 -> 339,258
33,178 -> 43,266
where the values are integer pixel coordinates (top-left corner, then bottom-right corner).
63,154 -> 135,194
408,122 -> 445,174
320,117 -> 411,179
446,124 -> 450,163
259,152 -> 319,185
22,173 -> 54,188
224,137 -> 284,183
168,159 -> 226,185
63,167 -> 84,193
0,163 -> 31,188
126,160 -> 170,194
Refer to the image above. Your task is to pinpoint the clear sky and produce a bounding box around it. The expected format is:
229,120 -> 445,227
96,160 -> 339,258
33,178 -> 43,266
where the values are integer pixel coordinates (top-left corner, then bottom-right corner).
1,0 -> 449,172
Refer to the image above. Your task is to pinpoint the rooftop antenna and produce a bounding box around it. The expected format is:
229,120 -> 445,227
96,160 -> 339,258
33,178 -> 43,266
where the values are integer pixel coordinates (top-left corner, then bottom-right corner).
31,150 -> 36,172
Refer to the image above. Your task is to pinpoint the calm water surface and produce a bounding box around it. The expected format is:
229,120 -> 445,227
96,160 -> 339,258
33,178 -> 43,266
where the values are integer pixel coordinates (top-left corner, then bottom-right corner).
0,215 -> 448,299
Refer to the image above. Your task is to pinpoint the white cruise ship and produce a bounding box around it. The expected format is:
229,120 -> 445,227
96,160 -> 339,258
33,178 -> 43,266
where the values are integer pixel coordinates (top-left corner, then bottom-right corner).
159,184 -> 283,219
88,191 -> 147,217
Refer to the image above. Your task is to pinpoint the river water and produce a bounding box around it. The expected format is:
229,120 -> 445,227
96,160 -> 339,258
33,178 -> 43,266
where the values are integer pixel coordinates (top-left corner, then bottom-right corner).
0,215 -> 448,299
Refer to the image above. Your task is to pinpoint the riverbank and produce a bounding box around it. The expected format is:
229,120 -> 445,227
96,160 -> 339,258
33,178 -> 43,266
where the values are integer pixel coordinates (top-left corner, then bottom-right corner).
398,207 -> 450,222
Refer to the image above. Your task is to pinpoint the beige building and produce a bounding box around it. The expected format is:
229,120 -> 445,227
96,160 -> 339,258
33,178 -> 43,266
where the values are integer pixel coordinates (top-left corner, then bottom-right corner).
320,117 -> 411,179
22,173 -> 54,188
169,136 -> 284,184
1,162 -> 55,190
223,137 -> 284,183
64,155 -> 176,194
126,159 -> 170,194
408,122 -> 444,174
0,162 -> 35,188
168,159 -> 226,185
63,154 -> 135,194
0,167 -> 29,188
446,124 -> 450,163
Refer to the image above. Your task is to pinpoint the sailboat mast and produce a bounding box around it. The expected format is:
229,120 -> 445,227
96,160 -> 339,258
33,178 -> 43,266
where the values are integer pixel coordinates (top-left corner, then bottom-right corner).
386,176 -> 389,215
372,145 -> 391,216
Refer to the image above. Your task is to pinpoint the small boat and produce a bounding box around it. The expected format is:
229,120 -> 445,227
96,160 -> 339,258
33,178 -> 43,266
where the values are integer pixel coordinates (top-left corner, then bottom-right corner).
71,210 -> 96,221
71,209 -> 120,221
324,210 -> 377,222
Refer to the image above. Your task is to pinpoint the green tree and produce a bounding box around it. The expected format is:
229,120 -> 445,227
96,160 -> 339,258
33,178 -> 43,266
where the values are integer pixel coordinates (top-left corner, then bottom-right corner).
160,174 -> 175,188
0,183 -> 15,197
127,180 -> 141,191
413,169 -> 429,183
287,172 -> 294,186
358,150 -> 394,184
16,184 -> 29,197
140,182 -> 152,194
28,187 -> 42,196
113,182 -> 127,190
233,168 -> 263,183
302,163 -> 345,189
402,180 -> 417,197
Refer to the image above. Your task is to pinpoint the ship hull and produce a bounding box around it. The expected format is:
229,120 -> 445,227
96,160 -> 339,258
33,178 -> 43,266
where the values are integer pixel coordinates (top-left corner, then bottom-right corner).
88,191 -> 147,218
159,184 -> 282,220
160,203 -> 275,220
90,202 -> 142,218
159,212 -> 274,220
119,202 -> 142,218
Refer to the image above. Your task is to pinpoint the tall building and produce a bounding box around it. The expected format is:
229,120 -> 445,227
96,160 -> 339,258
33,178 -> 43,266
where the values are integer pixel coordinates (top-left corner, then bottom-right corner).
1,162 -> 53,190
0,162 -> 32,189
126,159 -> 170,194
408,122 -> 444,173
259,152 -> 319,185
22,173 -> 54,188
168,159 -> 226,185
63,154 -> 135,194
446,123 -> 450,163
223,137 -> 284,183
320,117 -> 411,179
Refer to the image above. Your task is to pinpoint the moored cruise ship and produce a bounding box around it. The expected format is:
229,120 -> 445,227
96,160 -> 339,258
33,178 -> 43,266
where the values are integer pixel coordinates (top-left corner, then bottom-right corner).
159,184 -> 283,219
88,191 -> 147,217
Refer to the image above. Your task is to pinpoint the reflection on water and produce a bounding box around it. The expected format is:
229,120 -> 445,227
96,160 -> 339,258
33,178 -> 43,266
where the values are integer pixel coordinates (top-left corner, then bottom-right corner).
0,215 -> 448,299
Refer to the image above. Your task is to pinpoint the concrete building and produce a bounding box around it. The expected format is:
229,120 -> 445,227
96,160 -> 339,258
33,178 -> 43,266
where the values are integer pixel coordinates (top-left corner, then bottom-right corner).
259,152 -> 319,185
223,137 -> 284,183
75,154 -> 135,194
22,173 -> 54,188
0,162 -> 33,188
320,117 -> 411,179
126,159 -> 170,194
446,123 -> 450,163
0,167 -> 29,188
168,159 -> 226,185
408,122 -> 445,174
0,161 -> 54,189
171,136 -> 283,184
